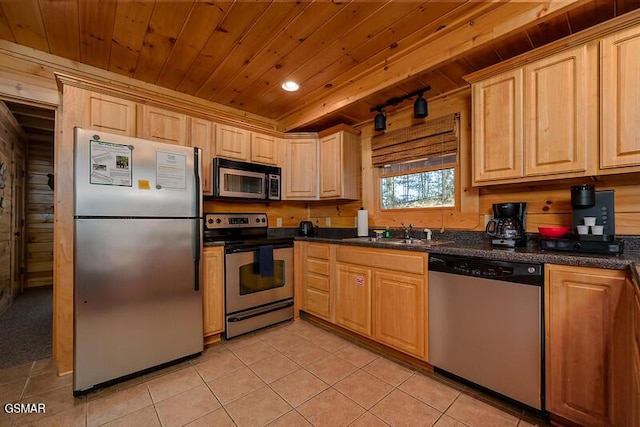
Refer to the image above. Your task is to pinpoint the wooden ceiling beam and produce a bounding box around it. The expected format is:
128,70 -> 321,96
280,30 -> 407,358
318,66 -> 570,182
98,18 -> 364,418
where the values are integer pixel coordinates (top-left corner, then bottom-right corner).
278,0 -> 588,132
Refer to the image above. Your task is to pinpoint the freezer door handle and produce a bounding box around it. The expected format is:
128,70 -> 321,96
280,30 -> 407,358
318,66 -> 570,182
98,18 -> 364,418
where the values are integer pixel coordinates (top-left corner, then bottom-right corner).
194,147 -> 201,292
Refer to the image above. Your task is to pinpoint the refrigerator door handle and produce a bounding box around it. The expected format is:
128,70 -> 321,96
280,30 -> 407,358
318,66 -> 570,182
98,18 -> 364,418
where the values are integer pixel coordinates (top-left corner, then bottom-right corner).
194,147 -> 201,292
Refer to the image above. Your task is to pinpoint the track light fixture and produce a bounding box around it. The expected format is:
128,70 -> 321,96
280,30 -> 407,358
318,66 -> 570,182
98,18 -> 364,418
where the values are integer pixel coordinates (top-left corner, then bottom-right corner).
374,109 -> 386,131
370,85 -> 431,131
413,92 -> 428,118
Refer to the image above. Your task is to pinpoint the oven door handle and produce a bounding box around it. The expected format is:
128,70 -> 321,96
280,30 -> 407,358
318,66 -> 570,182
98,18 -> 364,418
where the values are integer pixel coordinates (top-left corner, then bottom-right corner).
225,244 -> 293,254
227,300 -> 294,322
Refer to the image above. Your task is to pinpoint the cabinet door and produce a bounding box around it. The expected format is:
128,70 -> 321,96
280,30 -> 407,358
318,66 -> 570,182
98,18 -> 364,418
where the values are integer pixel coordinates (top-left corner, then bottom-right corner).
373,271 -> 426,359
319,133 -> 342,198
139,105 -> 188,146
472,69 -> 523,183
215,124 -> 250,161
335,263 -> 371,336
190,118 -> 214,195
203,247 -> 224,340
251,132 -> 279,165
84,91 -> 137,136
283,138 -> 318,200
546,264 -> 625,426
524,46 -> 591,176
600,25 -> 640,169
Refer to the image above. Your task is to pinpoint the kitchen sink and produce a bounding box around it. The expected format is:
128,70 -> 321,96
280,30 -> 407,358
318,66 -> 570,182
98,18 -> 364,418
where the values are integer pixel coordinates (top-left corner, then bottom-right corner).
342,237 -> 454,247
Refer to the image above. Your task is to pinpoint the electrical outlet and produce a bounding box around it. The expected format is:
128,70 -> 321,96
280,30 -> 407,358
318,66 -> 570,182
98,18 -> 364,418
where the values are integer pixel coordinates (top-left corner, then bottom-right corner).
484,214 -> 492,228
325,217 -> 331,226
276,217 -> 282,227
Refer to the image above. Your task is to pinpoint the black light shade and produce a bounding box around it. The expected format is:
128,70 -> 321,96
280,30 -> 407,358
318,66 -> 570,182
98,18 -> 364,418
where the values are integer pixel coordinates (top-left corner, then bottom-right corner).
374,111 -> 386,131
414,94 -> 428,118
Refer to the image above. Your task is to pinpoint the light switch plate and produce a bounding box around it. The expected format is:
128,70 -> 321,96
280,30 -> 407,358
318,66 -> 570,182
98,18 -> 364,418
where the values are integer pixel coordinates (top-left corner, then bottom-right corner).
276,217 -> 282,227
325,217 -> 331,226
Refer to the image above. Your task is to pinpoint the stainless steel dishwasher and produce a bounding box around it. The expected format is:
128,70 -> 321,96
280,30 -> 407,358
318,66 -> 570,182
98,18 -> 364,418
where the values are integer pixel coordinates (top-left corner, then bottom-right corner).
428,254 -> 544,411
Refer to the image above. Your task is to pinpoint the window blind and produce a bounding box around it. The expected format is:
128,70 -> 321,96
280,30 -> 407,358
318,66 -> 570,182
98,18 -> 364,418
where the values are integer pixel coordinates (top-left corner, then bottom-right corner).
371,113 -> 459,167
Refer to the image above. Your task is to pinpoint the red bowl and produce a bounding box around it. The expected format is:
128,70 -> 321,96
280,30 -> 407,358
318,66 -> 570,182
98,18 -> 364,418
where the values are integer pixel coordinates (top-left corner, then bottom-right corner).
538,226 -> 570,238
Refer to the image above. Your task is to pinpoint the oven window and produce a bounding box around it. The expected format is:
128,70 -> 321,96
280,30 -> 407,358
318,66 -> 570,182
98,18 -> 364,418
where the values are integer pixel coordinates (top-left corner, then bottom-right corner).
224,173 -> 263,194
239,260 -> 285,295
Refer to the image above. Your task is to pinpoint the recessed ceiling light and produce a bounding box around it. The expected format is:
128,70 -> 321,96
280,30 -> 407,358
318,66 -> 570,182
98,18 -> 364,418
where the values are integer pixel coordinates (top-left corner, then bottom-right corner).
281,81 -> 300,92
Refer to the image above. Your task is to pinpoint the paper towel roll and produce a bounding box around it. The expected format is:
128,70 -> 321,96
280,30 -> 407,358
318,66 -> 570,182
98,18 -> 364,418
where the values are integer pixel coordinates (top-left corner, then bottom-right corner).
357,209 -> 369,236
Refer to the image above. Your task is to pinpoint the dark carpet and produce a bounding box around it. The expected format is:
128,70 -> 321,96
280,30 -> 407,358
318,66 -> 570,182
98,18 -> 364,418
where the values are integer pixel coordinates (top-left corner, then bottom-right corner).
0,286 -> 53,369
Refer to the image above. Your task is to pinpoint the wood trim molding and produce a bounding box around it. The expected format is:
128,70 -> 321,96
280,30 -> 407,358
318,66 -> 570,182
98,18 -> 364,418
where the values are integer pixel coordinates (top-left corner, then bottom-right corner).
279,0 -> 586,131
464,8 -> 640,83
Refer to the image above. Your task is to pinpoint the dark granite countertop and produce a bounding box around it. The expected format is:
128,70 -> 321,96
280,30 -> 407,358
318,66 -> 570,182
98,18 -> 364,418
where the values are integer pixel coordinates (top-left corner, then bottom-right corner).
297,235 -> 640,270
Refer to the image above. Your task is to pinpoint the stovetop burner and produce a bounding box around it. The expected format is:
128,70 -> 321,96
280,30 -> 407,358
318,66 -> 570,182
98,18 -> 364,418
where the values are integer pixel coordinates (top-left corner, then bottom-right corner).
203,212 -> 293,249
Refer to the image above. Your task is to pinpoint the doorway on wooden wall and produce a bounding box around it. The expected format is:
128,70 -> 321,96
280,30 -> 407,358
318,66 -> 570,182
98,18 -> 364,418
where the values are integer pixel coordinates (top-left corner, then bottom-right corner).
0,100 -> 55,369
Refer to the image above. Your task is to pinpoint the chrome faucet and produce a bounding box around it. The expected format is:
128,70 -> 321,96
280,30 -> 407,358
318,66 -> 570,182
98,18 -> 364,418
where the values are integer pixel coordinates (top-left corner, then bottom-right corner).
401,222 -> 414,239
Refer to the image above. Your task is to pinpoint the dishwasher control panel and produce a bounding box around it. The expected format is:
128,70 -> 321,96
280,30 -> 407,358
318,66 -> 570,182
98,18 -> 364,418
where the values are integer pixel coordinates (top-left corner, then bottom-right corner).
428,255 -> 543,286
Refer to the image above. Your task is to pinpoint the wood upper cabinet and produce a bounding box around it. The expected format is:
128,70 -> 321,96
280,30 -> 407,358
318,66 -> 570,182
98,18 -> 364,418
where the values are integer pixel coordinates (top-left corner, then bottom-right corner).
283,136 -> 318,200
600,24 -> 640,171
250,132 -> 279,166
300,242 -> 333,320
319,129 -> 360,200
523,45 -> 593,177
472,69 -> 523,182
190,118 -> 214,195
215,124 -> 250,161
138,105 -> 188,146
545,264 -> 626,426
83,91 -> 137,136
469,44 -> 597,185
202,247 -> 224,342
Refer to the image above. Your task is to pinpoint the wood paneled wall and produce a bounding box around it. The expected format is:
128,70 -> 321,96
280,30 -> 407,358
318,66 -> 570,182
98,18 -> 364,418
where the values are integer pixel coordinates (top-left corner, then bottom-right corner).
26,138 -> 53,287
345,88 -> 640,235
0,102 -> 26,316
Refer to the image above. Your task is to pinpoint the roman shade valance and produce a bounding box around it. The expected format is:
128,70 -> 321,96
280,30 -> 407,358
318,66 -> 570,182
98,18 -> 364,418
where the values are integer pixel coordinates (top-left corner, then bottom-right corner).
371,113 -> 460,167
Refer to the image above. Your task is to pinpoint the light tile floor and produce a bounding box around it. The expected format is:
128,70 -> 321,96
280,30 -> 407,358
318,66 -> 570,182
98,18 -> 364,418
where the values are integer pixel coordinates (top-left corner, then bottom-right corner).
0,319 -> 549,426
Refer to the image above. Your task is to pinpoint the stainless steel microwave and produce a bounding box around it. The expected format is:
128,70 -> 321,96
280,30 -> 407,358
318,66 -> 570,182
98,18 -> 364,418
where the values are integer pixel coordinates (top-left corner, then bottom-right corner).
213,157 -> 281,201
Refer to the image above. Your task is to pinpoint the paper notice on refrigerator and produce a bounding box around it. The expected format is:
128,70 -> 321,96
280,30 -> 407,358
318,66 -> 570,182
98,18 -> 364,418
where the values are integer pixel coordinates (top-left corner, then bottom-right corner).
156,151 -> 186,189
89,140 -> 132,186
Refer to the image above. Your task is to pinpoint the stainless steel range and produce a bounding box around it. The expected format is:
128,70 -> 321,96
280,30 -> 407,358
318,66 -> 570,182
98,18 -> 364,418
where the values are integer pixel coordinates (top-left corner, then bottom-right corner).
204,213 -> 293,339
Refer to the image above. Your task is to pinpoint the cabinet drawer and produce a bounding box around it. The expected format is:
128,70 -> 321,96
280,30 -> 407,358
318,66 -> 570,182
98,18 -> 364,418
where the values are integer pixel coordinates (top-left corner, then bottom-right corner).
307,258 -> 330,276
308,243 -> 330,259
336,247 -> 426,275
307,273 -> 330,292
304,288 -> 330,318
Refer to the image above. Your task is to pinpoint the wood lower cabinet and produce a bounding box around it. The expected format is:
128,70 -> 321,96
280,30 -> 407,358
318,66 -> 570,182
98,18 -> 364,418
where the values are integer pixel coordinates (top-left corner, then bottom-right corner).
372,270 -> 426,359
299,242 -> 333,320
335,262 -> 372,336
545,264 -> 626,426
202,246 -> 224,343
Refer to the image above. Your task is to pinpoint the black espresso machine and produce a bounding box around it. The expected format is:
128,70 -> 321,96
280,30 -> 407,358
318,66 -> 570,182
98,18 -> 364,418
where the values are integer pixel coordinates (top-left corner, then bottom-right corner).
538,185 -> 624,255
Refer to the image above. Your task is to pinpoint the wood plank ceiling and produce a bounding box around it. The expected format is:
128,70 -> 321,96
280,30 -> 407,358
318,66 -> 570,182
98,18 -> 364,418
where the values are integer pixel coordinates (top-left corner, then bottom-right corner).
0,0 -> 638,134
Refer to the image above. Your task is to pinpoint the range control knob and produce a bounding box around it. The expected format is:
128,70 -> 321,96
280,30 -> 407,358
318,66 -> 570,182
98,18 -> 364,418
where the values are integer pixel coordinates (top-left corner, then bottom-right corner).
207,218 -> 213,224
216,218 -> 222,224
262,218 -> 266,223
256,218 -> 260,223
573,242 -> 582,250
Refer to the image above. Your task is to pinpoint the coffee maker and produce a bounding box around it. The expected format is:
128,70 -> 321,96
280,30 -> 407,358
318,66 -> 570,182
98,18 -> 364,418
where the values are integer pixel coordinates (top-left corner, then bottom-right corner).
485,202 -> 527,248
538,185 -> 624,254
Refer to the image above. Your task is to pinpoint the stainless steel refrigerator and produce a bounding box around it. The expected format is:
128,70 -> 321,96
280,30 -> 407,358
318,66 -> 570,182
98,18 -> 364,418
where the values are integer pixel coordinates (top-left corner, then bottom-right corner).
73,127 -> 203,393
